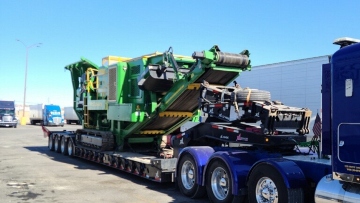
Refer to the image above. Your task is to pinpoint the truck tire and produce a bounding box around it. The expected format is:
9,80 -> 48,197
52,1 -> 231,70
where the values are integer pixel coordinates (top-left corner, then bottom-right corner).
205,160 -> 237,203
177,154 -> 206,198
54,135 -> 61,153
60,136 -> 68,155
248,163 -> 304,203
234,89 -> 271,102
48,134 -> 55,151
67,139 -> 75,157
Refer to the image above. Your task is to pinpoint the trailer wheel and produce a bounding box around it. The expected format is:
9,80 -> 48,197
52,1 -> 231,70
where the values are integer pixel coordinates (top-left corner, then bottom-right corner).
60,136 -> 68,155
67,139 -> 75,157
177,154 -> 206,198
248,163 -> 304,203
205,160 -> 235,203
113,157 -> 120,168
54,135 -> 61,153
48,134 -> 55,151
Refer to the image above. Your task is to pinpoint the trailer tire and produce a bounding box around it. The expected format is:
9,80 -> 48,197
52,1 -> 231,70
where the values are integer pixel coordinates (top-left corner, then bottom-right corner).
248,163 -> 304,203
54,135 -> 61,153
177,154 -> 206,198
67,139 -> 75,157
206,160 -> 237,203
234,89 -> 271,102
60,136 -> 68,155
48,134 -> 55,151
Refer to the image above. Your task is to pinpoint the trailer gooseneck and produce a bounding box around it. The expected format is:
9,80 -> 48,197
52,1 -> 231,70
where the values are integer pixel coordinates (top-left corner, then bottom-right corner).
43,39 -> 360,203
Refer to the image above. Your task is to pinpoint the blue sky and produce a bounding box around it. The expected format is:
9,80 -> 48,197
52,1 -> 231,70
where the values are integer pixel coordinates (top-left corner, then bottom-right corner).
0,1 -> 359,107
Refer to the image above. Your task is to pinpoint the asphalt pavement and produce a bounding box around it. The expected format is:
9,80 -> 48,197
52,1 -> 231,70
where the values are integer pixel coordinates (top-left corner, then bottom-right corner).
0,124 -> 209,203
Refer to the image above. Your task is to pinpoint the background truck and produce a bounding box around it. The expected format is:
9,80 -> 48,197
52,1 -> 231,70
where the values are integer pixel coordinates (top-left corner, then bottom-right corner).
43,38 -> 360,203
30,104 -> 64,126
63,107 -> 80,125
0,100 -> 17,128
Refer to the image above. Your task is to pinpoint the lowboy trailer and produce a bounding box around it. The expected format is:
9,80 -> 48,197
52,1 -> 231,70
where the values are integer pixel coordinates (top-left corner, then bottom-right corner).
43,38 -> 360,202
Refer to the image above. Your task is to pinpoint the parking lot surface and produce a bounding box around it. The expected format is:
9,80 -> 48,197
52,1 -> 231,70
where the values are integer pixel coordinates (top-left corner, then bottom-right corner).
0,125 -> 209,203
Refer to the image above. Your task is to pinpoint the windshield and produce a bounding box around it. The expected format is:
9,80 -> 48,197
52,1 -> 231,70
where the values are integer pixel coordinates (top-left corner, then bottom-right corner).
49,111 -> 61,116
0,109 -> 15,116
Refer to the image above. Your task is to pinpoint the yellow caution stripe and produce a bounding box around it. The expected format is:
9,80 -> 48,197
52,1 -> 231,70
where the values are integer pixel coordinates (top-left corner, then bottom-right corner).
187,83 -> 201,90
139,130 -> 165,135
159,111 -> 193,118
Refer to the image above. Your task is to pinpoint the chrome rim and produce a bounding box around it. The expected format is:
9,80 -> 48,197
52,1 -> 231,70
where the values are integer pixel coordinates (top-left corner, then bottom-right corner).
181,160 -> 195,190
255,177 -> 278,203
68,140 -> 73,155
61,138 -> 65,153
211,167 -> 229,200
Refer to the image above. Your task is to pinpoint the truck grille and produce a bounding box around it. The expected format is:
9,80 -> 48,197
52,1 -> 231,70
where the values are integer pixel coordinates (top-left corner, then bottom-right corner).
53,117 -> 62,124
2,115 -> 13,122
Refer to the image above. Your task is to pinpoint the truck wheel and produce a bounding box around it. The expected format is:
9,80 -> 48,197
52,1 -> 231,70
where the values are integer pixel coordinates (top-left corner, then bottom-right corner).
205,160 -> 235,203
248,163 -> 304,203
60,136 -> 68,155
67,139 -> 75,157
48,134 -> 55,151
54,135 -> 61,153
177,154 -> 206,198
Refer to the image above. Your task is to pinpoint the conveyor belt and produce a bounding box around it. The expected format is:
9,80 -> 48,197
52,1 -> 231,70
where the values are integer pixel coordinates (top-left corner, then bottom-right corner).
168,69 -> 239,111
145,69 -> 240,131
142,117 -> 185,131
195,69 -> 240,85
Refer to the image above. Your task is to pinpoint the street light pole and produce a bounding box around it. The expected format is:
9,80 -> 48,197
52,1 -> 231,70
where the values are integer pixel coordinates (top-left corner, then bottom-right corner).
17,39 -> 42,125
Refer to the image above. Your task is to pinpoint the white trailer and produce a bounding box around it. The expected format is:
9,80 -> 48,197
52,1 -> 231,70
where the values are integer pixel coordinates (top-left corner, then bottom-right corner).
29,104 -> 43,125
235,55 -> 330,135
64,107 -> 80,125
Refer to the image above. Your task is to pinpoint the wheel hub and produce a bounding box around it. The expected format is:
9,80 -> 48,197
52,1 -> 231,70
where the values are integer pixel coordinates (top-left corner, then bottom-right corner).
220,177 -> 226,187
188,169 -> 194,179
256,177 -> 278,203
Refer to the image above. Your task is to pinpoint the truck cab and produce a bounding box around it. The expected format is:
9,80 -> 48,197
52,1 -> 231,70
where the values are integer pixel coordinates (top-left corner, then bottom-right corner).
0,100 -> 17,128
42,104 -> 64,126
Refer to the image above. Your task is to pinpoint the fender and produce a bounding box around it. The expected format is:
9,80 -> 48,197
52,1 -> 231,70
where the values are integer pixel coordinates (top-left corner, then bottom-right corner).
248,158 -> 307,189
176,146 -> 214,185
203,150 -> 261,196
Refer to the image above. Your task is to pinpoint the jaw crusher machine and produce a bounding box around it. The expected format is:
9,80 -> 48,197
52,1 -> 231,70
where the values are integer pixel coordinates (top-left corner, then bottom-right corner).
61,46 -> 251,181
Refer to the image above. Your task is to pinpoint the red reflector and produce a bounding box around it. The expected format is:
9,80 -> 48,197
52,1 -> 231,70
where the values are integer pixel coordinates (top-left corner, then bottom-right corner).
244,101 -> 252,106
214,103 -> 223,108
226,128 -> 234,132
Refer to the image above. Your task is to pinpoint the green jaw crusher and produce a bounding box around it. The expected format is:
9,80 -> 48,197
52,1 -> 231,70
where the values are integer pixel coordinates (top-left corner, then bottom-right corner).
65,46 -> 251,153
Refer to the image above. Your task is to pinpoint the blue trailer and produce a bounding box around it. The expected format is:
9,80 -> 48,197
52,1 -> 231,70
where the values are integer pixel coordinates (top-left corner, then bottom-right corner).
43,39 -> 360,202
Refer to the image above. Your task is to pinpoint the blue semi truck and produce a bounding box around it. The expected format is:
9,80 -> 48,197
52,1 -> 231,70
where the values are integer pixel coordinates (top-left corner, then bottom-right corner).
43,38 -> 360,202
30,104 -> 64,126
